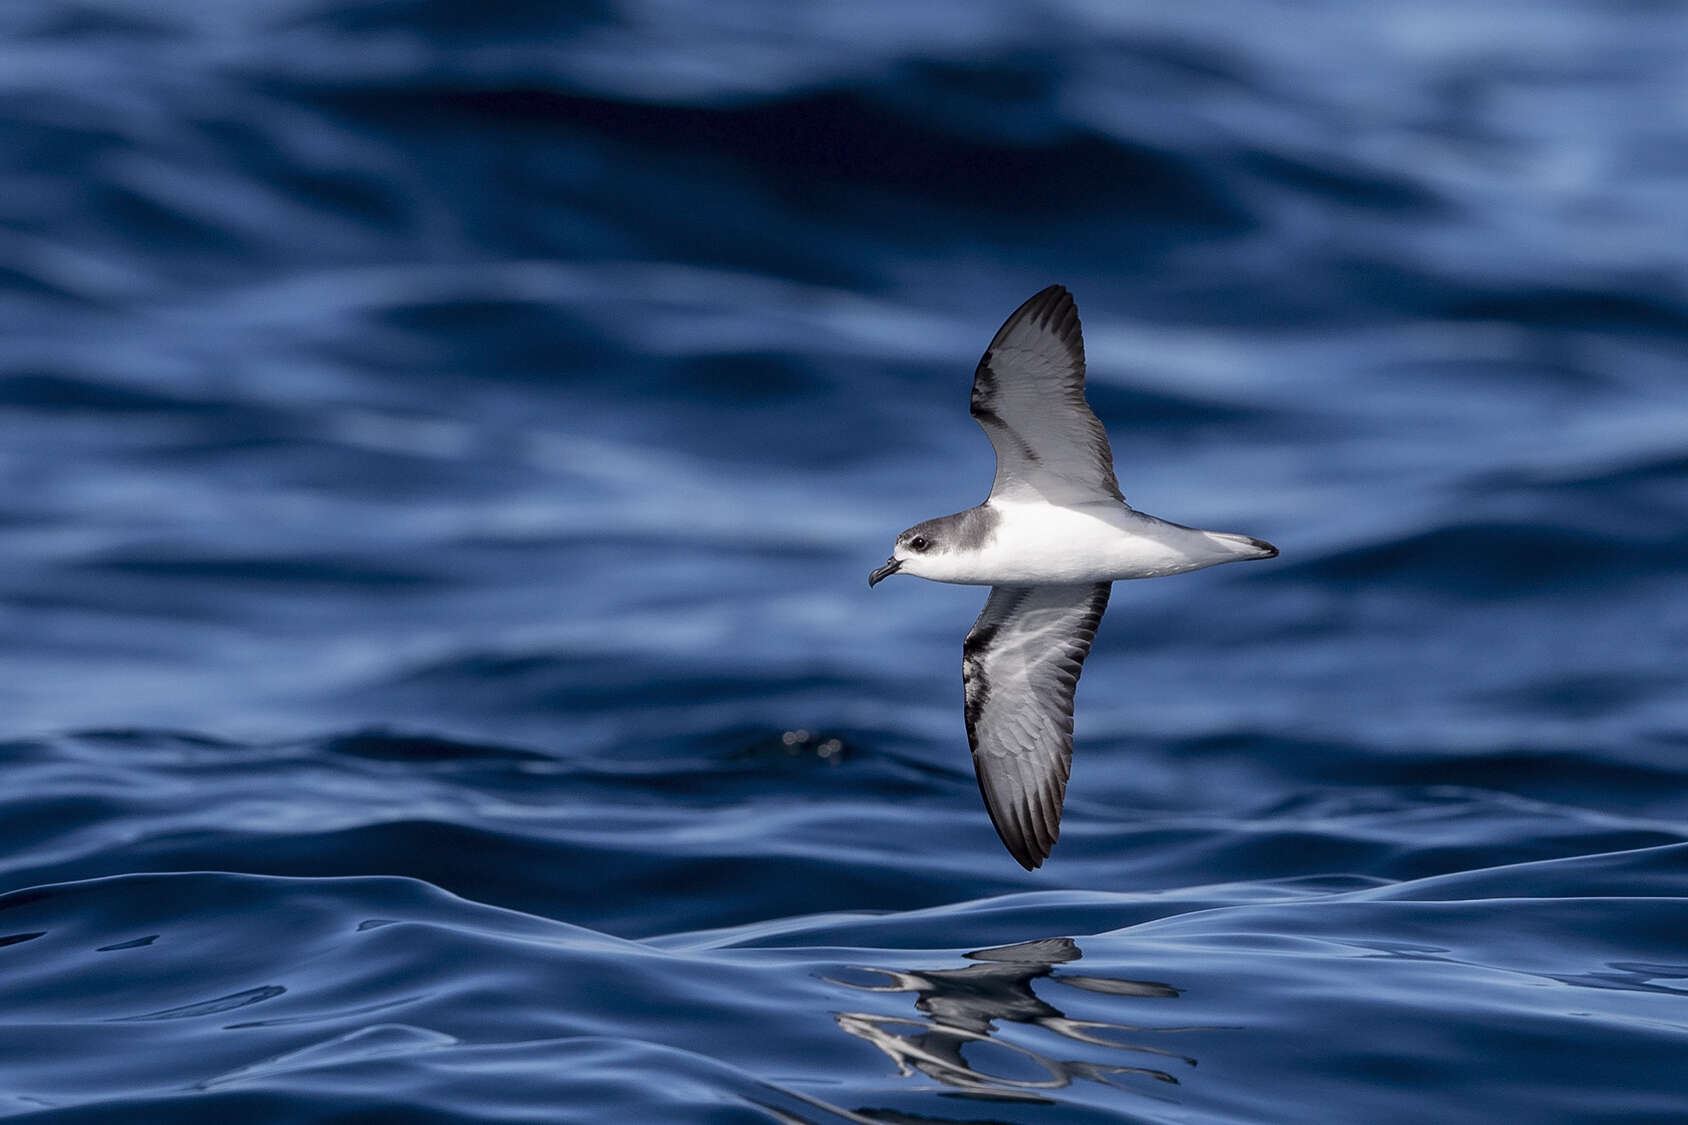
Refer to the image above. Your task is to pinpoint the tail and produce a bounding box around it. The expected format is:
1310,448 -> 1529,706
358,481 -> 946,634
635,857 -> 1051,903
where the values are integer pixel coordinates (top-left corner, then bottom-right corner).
1207,531 -> 1278,560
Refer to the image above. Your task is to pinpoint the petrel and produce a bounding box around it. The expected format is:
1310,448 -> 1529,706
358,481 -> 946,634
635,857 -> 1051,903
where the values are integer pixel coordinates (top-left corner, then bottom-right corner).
869,286 -> 1277,869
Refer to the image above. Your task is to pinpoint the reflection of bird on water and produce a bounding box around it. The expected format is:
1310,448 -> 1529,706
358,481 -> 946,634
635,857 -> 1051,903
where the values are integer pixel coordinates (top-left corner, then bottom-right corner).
828,937 -> 1199,1102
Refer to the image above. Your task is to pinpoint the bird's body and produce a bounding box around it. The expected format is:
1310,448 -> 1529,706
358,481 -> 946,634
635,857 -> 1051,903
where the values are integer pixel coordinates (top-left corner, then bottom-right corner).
898,498 -> 1270,586
870,285 -> 1276,869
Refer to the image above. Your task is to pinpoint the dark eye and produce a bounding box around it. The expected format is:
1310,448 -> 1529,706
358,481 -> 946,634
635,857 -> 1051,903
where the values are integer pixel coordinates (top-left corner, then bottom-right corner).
909,536 -> 929,551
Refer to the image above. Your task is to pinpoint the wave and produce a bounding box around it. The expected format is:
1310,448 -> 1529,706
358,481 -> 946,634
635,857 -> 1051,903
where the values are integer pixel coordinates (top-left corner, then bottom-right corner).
1,841 -> 1683,1122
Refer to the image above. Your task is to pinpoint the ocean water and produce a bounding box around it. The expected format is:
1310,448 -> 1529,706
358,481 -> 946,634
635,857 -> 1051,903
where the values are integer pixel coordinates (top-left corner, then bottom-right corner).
2,1 -> 1687,1121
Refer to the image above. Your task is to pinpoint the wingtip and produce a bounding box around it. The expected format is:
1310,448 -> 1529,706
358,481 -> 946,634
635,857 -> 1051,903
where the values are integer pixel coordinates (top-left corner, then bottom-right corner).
1025,284 -> 1075,328
997,801 -> 1057,870
1001,829 -> 1044,871
976,772 -> 1054,870
990,284 -> 1081,351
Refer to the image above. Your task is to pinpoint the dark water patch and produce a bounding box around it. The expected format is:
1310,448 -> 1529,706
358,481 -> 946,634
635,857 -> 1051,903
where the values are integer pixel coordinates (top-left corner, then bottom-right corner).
610,358 -> 904,467
676,352 -> 828,404
0,102 -> 129,188
72,552 -> 446,590
190,115 -> 418,239
1473,671 -> 1681,720
141,435 -> 492,502
725,728 -> 856,768
1238,149 -> 1443,214
1085,382 -> 1257,431
1558,960 -> 1688,997
288,82 -> 1254,233
61,729 -> 239,753
1164,730 -> 1688,814
382,653 -> 894,715
1377,353 -> 1619,398
886,52 -> 1069,138
0,795 -> 140,854
1471,450 -> 1688,502
1121,34 -> 1263,89
374,296 -> 612,378
89,174 -> 259,265
0,816 -> 977,939
7,3 -> 178,42
287,0 -> 615,38
0,262 -> 102,305
95,934 -> 159,952
4,581 -> 242,624
1446,284 -> 1688,335
112,985 -> 289,1023
0,371 -> 237,415
320,730 -> 553,764
1269,521 -> 1688,597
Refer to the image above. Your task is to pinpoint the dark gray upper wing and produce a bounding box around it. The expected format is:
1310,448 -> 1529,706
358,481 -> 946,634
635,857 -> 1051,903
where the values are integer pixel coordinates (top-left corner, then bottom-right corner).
963,582 -> 1112,869
970,286 -> 1123,506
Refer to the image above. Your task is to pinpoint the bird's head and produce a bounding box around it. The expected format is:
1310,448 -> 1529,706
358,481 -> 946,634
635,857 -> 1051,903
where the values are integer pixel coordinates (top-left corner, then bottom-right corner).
869,518 -> 960,586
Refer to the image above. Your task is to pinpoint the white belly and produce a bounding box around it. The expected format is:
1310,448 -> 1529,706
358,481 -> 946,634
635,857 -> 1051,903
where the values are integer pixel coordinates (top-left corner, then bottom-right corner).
943,501 -> 1260,585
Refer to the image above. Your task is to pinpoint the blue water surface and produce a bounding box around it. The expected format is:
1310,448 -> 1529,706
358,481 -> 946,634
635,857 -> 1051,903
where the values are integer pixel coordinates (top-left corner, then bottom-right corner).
2,1 -> 1687,1121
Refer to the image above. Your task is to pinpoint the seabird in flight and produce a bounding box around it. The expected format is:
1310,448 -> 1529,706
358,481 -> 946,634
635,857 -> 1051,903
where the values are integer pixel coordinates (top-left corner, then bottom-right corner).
869,286 -> 1277,869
